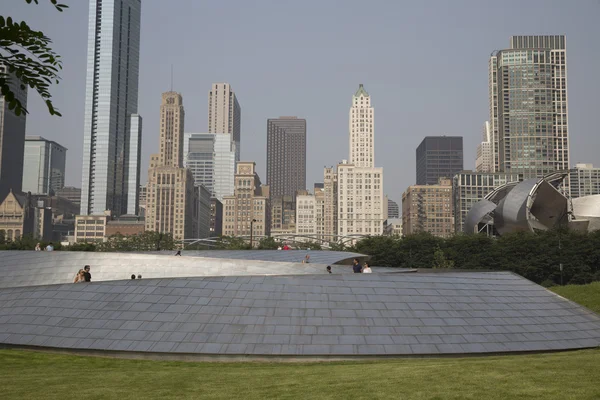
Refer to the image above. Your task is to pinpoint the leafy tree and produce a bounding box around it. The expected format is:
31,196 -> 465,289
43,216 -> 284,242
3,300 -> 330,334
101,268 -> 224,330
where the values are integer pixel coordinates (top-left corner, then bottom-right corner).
295,241 -> 322,250
216,236 -> 251,250
0,0 -> 67,116
432,246 -> 454,269
257,236 -> 280,250
66,242 -> 96,252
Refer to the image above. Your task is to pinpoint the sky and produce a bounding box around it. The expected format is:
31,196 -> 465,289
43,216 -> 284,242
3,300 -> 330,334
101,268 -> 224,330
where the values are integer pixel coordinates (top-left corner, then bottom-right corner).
7,0 -> 600,204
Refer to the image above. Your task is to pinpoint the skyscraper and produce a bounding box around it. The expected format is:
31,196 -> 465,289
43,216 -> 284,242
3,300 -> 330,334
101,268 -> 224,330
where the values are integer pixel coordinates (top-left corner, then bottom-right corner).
570,164 -> 600,199
183,132 -> 236,201
402,178 -> 453,238
489,35 -> 569,178
208,83 -> 241,161
387,197 -> 400,219
0,62 -> 27,200
222,162 -> 269,240
337,85 -> 384,241
22,136 -> 67,195
266,117 -> 306,199
145,92 -> 199,241
349,84 -> 374,167
80,0 -> 142,216
476,122 -> 493,173
416,136 -> 463,185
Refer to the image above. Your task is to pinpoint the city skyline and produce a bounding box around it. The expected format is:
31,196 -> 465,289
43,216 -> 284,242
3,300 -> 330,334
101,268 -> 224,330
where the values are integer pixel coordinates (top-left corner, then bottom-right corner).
8,1 -> 600,204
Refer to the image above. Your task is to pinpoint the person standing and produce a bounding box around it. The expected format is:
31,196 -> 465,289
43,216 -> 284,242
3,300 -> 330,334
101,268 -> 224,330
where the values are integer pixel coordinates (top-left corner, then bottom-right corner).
352,258 -> 362,273
73,269 -> 85,283
83,265 -> 92,282
362,262 -> 372,273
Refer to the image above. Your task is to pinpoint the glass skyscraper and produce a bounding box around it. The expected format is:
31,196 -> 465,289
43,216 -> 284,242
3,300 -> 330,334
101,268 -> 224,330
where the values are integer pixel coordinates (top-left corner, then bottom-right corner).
22,136 -> 67,195
80,0 -> 142,216
489,36 -> 569,179
184,133 -> 236,202
0,63 -> 28,200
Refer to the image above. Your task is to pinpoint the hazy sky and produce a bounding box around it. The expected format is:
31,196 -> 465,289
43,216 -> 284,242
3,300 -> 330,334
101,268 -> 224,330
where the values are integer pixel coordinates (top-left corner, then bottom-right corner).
8,0 -> 600,204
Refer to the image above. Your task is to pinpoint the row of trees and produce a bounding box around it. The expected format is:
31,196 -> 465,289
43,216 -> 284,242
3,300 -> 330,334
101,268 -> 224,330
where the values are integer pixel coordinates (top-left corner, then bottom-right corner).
348,230 -> 600,286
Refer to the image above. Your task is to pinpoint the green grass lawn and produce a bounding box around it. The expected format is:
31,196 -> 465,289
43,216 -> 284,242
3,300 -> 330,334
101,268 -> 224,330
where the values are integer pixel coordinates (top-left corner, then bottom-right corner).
551,281 -> 600,313
0,349 -> 599,399
1,283 -> 599,399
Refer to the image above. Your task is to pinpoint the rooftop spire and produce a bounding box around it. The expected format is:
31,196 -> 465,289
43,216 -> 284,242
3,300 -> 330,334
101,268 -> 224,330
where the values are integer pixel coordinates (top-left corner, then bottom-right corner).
354,83 -> 369,97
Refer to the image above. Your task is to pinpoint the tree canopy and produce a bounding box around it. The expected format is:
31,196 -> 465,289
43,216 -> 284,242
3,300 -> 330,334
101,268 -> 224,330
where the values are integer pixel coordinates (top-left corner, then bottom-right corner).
0,0 -> 67,116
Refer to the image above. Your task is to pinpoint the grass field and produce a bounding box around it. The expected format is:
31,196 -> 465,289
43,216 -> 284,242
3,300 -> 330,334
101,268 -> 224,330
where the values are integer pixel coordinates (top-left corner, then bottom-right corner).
0,282 -> 599,399
551,281 -> 600,313
0,348 -> 599,400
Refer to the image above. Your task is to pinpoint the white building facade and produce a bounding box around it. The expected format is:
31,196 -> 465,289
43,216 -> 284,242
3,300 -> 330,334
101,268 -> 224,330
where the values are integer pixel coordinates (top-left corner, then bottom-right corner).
337,84 -> 384,241
476,121 -> 493,173
296,193 -> 316,241
208,83 -> 241,162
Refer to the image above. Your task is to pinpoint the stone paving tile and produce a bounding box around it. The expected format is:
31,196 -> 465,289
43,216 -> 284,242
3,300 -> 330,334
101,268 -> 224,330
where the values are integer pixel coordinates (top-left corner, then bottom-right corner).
1,271 -> 600,356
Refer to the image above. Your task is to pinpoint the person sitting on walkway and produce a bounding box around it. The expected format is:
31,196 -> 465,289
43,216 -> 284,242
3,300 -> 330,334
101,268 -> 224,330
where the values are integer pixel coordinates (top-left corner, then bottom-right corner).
302,254 -> 310,264
326,266 -> 332,274
131,274 -> 136,280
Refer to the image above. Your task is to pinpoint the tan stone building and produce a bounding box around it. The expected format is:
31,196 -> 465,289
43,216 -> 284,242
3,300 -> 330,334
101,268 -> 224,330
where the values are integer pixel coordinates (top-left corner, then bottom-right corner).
222,162 -> 269,242
145,92 -> 199,241
74,212 -> 110,243
323,166 -> 338,241
270,195 -> 295,240
0,190 -> 34,241
402,177 -> 454,238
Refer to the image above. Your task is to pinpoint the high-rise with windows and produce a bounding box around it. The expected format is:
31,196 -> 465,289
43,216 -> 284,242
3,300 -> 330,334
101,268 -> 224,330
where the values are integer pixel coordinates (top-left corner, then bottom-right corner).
80,0 -> 142,216
570,164 -> 600,199
145,92 -> 199,241
337,85 -> 384,241
416,136 -> 463,185
22,136 -> 67,195
266,117 -> 306,199
476,122 -> 493,173
489,36 -> 569,179
0,62 -> 28,200
208,83 -> 241,162
183,132 -> 236,201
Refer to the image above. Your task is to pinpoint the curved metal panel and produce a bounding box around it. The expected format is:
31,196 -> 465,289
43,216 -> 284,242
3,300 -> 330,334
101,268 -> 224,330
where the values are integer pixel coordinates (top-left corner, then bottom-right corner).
484,181 -> 519,204
464,199 -> 497,234
572,194 -> 600,232
494,179 -> 539,235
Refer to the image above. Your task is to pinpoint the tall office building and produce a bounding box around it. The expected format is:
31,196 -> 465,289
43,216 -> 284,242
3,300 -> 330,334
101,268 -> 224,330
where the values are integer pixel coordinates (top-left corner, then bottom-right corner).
296,192 -> 316,241
80,0 -> 142,216
208,83 -> 241,161
323,167 -> 338,241
570,164 -> 600,199
266,117 -> 306,199
145,92 -> 199,241
183,132 -> 236,201
338,85 -> 384,241
416,136 -> 463,185
387,197 -> 400,219
222,162 -> 269,240
402,178 -> 453,238
489,35 -> 569,178
22,136 -> 67,195
452,171 -> 523,233
349,84 -> 374,167
0,62 -> 28,200
476,122 -> 493,173
314,183 -> 325,242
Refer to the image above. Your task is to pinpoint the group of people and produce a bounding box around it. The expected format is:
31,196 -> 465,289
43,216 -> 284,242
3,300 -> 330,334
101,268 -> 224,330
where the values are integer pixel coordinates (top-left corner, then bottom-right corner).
277,244 -> 292,250
73,265 -> 92,283
131,274 -> 142,280
34,242 -> 54,251
352,258 -> 372,273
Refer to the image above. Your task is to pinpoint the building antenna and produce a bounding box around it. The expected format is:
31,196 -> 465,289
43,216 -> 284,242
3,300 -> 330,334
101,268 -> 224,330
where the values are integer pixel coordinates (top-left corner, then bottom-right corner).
170,64 -> 173,91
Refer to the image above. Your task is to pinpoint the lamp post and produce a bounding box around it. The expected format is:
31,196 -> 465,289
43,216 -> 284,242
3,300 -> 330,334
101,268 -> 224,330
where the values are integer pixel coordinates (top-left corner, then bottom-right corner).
250,219 -> 257,248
